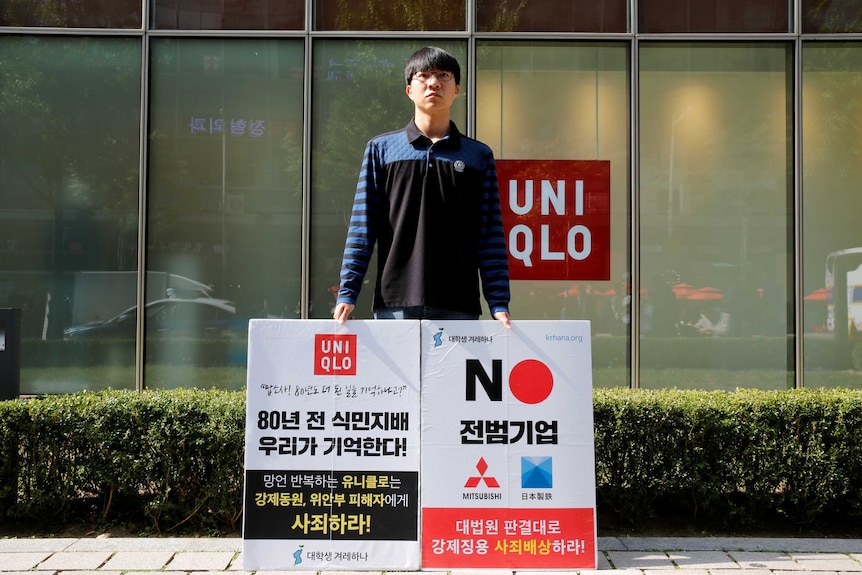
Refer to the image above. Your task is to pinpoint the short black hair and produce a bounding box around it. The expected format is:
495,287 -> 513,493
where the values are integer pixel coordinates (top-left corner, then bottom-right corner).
404,46 -> 461,86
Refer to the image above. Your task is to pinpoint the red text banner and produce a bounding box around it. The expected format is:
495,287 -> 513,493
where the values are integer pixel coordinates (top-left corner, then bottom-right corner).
497,160 -> 611,281
422,507 -> 596,569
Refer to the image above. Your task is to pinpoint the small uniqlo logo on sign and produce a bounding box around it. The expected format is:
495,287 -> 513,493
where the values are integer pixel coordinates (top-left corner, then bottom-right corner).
314,334 -> 357,375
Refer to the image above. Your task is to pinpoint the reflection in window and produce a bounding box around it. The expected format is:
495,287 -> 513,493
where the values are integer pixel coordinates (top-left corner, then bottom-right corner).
638,0 -> 789,33
147,38 -> 304,388
476,42 -> 630,387
314,0 -> 465,31
152,0 -> 304,30
639,43 -> 793,390
477,0 -> 627,32
0,36 -> 141,393
0,0 -> 142,28
803,43 -> 862,386
309,40 -> 467,319
802,0 -> 862,33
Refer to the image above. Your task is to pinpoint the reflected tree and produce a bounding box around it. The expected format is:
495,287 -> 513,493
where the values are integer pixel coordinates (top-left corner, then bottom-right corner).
0,0 -> 141,27
313,43 -> 411,226
804,0 -> 862,33
0,36 -> 141,335
331,0 -> 464,30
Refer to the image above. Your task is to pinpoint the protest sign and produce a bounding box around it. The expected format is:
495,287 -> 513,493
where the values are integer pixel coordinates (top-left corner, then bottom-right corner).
420,320 -> 597,569
242,319 -> 420,570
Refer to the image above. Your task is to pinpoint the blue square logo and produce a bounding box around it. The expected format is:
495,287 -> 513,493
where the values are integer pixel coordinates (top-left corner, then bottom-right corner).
521,456 -> 552,488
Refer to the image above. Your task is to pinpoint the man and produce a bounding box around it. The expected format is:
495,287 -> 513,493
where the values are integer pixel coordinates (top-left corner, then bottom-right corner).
333,46 -> 511,328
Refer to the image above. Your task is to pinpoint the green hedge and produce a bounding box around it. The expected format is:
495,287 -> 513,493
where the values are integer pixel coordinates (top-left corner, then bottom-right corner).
0,389 -> 245,534
1,388 -> 861,535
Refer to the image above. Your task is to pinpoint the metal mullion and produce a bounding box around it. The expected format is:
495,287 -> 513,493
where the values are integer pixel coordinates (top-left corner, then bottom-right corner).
794,0 -> 804,387
136,31 -> 150,391
300,5 -> 313,319
630,34 -> 640,389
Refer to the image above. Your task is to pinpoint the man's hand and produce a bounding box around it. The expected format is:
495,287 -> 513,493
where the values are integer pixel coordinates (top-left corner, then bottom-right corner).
493,311 -> 512,329
333,302 -> 355,324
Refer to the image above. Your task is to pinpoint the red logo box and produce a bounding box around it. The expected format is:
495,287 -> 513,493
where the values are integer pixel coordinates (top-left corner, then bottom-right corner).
313,334 -> 357,376
497,159 -> 611,281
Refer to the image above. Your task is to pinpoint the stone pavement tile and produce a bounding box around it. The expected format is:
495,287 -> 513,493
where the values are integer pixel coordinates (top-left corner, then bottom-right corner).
432,570 -> 510,575
235,572 -> 316,575
615,539 -> 862,554
791,553 -> 862,571
37,551 -> 113,570
0,552 -> 52,570
606,551 -> 675,570
67,537 -> 242,553
165,551 -> 237,571
728,552 -> 804,571
645,569 -> 710,575
670,551 -> 740,569
0,538 -> 77,553
598,537 -> 627,551
709,570 -> 773,575
597,552 -> 613,570
101,550 -> 175,570
740,541 -> 862,554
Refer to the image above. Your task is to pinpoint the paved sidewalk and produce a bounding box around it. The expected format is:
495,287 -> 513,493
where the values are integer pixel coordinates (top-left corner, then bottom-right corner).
1,537 -> 861,574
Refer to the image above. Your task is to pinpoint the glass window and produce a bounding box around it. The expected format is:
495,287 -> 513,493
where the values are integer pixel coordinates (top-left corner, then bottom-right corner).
476,42 -> 631,388
314,0 -> 465,30
639,42 -> 793,390
0,36 -> 142,393
638,0 -> 789,33
309,40 -> 467,319
152,0 -> 304,30
477,0 -> 627,33
802,0 -> 862,33
0,0 -> 142,28
802,42 -> 862,388
147,38 -> 304,389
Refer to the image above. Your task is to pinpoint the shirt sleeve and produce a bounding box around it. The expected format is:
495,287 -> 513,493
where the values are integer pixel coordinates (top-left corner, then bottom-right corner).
477,153 -> 511,315
336,140 -> 383,306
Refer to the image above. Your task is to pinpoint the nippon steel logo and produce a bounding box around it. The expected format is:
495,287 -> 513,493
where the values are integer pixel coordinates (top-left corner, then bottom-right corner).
313,334 -> 356,376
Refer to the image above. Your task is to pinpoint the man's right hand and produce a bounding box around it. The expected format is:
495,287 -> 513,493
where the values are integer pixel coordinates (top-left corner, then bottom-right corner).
333,302 -> 355,324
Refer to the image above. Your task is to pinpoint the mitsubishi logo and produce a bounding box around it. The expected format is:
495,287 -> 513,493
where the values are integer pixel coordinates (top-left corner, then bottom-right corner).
464,457 -> 500,488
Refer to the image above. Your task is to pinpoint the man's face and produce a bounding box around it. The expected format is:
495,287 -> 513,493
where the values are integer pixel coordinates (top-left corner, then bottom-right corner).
406,69 -> 460,114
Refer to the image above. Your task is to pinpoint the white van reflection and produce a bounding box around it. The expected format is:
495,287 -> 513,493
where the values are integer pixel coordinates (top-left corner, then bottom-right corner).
62,297 -> 241,340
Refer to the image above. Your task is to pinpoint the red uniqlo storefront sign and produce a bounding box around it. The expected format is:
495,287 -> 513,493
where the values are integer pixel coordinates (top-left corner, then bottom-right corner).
496,160 -> 611,281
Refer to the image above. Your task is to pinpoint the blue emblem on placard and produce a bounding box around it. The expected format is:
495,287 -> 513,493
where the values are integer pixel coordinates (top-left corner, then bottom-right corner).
521,456 -> 553,488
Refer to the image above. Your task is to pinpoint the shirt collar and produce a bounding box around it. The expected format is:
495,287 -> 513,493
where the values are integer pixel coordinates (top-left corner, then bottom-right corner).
406,119 -> 462,147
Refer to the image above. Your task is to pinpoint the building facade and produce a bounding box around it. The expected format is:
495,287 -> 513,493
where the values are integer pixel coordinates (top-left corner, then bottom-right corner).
2,0 -> 861,393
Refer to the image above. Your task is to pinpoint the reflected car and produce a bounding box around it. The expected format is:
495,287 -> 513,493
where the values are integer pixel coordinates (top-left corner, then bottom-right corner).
63,297 -> 243,339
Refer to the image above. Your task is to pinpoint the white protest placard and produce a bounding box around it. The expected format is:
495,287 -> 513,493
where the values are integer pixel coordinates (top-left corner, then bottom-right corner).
242,319 -> 421,571
420,320 -> 597,569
